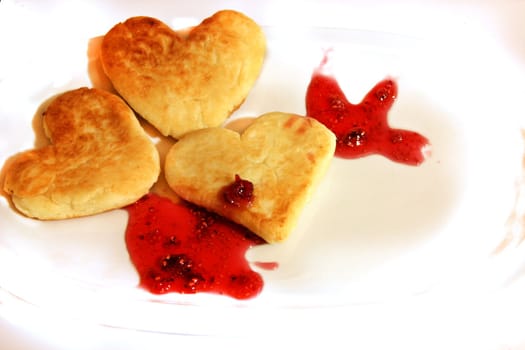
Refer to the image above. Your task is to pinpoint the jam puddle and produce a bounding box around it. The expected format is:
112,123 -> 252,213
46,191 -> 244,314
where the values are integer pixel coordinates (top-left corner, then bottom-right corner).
306,55 -> 430,166
125,194 -> 268,300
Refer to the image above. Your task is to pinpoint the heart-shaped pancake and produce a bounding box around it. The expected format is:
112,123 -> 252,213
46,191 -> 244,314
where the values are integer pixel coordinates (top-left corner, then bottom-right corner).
100,11 -> 266,139
164,112 -> 336,243
3,87 -> 160,219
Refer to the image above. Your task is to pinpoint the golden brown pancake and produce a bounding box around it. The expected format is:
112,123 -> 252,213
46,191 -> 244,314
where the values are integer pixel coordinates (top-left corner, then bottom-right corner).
164,112 -> 336,243
3,87 -> 160,219
100,11 -> 266,139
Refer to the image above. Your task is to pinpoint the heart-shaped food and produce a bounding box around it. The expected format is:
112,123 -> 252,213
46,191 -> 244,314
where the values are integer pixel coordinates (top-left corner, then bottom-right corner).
100,11 -> 266,139
164,112 -> 336,243
3,88 -> 160,219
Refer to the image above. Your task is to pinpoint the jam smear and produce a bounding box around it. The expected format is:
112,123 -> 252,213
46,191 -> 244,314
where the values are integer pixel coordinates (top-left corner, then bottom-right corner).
222,174 -> 254,208
125,194 -> 266,300
305,58 -> 430,166
253,261 -> 280,271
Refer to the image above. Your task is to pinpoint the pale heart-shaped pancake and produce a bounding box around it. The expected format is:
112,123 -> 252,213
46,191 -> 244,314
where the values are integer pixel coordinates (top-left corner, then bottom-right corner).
100,11 -> 266,139
3,88 -> 160,220
164,112 -> 336,243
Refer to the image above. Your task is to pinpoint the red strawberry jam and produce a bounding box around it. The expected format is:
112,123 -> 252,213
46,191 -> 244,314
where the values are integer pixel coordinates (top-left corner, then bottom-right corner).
306,58 -> 430,166
124,194 -> 265,300
222,174 -> 254,208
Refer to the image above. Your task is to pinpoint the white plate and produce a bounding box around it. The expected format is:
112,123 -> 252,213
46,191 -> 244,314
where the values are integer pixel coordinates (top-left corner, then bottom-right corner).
1,0 -> 525,337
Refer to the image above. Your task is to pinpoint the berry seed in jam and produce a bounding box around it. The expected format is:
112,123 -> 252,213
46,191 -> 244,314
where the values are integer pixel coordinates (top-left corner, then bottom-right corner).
305,57 -> 430,166
222,174 -> 255,208
124,194 -> 266,299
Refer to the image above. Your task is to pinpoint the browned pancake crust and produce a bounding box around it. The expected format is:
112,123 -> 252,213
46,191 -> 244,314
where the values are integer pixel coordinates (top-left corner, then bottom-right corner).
164,112 -> 335,243
3,87 -> 160,219
100,11 -> 266,138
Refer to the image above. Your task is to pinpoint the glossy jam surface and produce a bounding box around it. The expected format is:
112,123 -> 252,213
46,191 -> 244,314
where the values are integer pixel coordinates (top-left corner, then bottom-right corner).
125,194 -> 265,300
306,60 -> 430,166
222,174 -> 254,208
